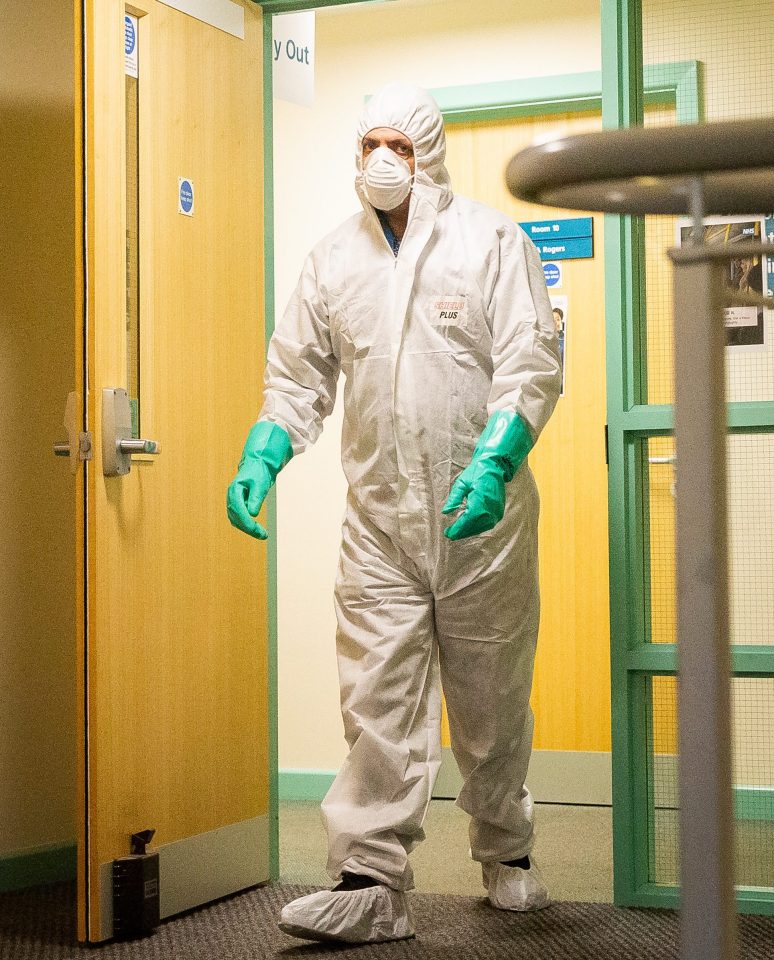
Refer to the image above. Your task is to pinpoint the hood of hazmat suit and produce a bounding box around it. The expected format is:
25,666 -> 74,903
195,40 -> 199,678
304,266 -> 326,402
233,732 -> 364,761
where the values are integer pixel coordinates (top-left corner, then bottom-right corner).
354,82 -> 452,214
261,81 -> 560,570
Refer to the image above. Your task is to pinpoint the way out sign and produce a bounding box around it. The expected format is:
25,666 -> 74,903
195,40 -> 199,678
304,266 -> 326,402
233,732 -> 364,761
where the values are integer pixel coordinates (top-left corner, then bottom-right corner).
273,11 -> 315,108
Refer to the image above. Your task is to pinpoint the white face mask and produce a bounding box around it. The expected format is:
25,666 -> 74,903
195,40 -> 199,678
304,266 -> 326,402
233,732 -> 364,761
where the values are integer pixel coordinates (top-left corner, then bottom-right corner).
362,145 -> 414,211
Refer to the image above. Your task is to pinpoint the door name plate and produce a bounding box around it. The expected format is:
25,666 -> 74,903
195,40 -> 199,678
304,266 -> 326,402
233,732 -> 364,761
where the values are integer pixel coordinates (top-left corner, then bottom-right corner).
519,216 -> 595,260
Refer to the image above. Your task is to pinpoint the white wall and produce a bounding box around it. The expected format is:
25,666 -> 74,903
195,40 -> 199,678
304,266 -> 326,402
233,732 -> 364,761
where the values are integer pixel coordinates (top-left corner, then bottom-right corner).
274,0 -> 602,772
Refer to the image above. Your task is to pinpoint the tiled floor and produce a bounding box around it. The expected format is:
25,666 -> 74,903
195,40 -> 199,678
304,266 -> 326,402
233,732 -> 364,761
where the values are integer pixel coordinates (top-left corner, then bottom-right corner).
280,799 -> 614,902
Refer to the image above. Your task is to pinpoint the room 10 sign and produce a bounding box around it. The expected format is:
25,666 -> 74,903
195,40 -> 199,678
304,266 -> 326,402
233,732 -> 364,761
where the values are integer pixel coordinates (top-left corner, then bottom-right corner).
519,217 -> 594,261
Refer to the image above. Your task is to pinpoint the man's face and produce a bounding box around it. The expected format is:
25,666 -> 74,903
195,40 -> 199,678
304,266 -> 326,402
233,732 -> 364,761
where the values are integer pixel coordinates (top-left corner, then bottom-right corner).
362,127 -> 415,174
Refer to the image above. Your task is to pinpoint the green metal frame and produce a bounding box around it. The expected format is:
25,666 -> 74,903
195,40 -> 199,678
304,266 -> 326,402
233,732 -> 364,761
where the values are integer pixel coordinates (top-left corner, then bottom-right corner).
432,62 -> 701,125
601,0 -> 774,916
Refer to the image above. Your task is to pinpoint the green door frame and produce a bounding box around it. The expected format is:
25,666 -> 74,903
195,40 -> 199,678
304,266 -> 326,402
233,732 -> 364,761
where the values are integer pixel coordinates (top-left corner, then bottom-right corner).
602,0 -> 774,917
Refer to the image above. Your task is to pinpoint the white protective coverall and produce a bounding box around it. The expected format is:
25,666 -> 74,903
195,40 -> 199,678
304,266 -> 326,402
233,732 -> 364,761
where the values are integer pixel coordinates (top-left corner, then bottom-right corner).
261,83 -> 561,892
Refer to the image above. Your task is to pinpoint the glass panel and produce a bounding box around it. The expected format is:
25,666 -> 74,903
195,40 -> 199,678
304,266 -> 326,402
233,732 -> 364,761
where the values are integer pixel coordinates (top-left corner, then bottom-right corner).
728,434 -> 774,647
647,437 -> 676,645
126,45 -> 140,438
649,675 -> 679,884
642,0 -> 774,406
647,433 -> 774,646
649,675 -> 774,889
733,677 -> 774,890
642,107 -> 677,408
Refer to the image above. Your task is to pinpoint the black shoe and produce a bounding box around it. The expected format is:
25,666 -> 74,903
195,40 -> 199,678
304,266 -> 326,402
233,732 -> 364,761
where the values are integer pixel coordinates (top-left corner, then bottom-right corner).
500,855 -> 531,870
333,872 -> 381,892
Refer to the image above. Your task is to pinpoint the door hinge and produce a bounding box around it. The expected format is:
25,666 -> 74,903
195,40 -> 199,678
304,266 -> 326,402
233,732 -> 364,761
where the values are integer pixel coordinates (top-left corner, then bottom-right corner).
604,424 -> 609,466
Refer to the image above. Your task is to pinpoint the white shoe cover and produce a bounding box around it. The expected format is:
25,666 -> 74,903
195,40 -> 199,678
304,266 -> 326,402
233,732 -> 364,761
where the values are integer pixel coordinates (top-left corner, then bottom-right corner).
278,885 -> 415,944
482,859 -> 551,911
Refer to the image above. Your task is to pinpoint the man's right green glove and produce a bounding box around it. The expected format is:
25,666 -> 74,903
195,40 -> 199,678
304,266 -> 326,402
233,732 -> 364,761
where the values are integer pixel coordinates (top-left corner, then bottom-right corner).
227,421 -> 293,540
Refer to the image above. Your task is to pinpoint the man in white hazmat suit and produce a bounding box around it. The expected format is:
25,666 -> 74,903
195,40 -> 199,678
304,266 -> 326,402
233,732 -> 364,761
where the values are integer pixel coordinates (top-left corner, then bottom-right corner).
227,83 -> 561,944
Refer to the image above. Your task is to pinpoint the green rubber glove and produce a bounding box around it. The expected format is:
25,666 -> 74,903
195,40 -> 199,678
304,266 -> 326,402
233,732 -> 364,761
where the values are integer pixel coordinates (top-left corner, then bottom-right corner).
227,421 -> 293,540
442,410 -> 533,541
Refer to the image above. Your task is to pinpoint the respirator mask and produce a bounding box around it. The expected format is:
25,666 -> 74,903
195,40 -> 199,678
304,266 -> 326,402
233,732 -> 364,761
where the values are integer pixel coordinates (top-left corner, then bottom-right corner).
362,145 -> 414,211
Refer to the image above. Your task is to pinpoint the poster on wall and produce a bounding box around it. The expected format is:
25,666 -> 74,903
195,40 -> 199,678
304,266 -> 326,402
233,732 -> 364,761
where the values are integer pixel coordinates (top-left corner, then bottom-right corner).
677,215 -> 772,350
550,294 -> 568,396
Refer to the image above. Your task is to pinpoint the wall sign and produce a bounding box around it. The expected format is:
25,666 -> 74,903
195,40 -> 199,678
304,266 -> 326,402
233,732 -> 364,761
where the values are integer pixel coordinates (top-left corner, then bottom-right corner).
520,217 -> 594,261
273,11 -> 315,108
178,178 -> 195,217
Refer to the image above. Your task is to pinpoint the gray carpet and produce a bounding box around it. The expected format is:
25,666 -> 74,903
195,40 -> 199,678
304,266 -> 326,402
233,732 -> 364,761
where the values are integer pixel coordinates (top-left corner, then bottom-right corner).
2,882 -> 774,959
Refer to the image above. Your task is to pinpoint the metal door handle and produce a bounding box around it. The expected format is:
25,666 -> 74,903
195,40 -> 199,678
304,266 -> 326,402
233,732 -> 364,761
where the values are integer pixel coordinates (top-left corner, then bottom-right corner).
119,438 -> 161,455
649,455 -> 677,498
103,387 -> 161,476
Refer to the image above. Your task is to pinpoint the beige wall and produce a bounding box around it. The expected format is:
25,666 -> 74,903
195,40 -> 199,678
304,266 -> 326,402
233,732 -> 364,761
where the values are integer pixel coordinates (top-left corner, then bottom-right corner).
274,0 -> 602,771
0,4 -> 77,855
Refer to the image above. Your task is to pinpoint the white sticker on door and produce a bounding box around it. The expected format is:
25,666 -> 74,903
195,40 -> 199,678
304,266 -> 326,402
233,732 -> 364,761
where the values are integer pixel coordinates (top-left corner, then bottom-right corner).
125,14 -> 138,78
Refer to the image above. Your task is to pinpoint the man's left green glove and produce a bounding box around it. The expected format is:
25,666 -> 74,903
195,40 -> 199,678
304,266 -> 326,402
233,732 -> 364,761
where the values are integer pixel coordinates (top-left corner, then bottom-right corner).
442,410 -> 533,541
227,421 -> 293,540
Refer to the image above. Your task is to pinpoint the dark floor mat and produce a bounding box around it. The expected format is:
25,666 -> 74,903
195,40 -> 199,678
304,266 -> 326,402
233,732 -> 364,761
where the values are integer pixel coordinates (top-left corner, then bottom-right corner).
1,882 -> 773,959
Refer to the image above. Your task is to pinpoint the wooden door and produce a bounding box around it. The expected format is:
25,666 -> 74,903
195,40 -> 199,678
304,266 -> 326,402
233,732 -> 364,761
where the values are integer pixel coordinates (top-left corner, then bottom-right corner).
76,0 -> 268,941
441,111 -> 611,802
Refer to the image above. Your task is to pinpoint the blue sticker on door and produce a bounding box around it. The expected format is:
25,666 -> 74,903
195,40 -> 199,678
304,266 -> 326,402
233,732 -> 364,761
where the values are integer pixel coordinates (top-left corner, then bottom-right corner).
178,178 -> 194,217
